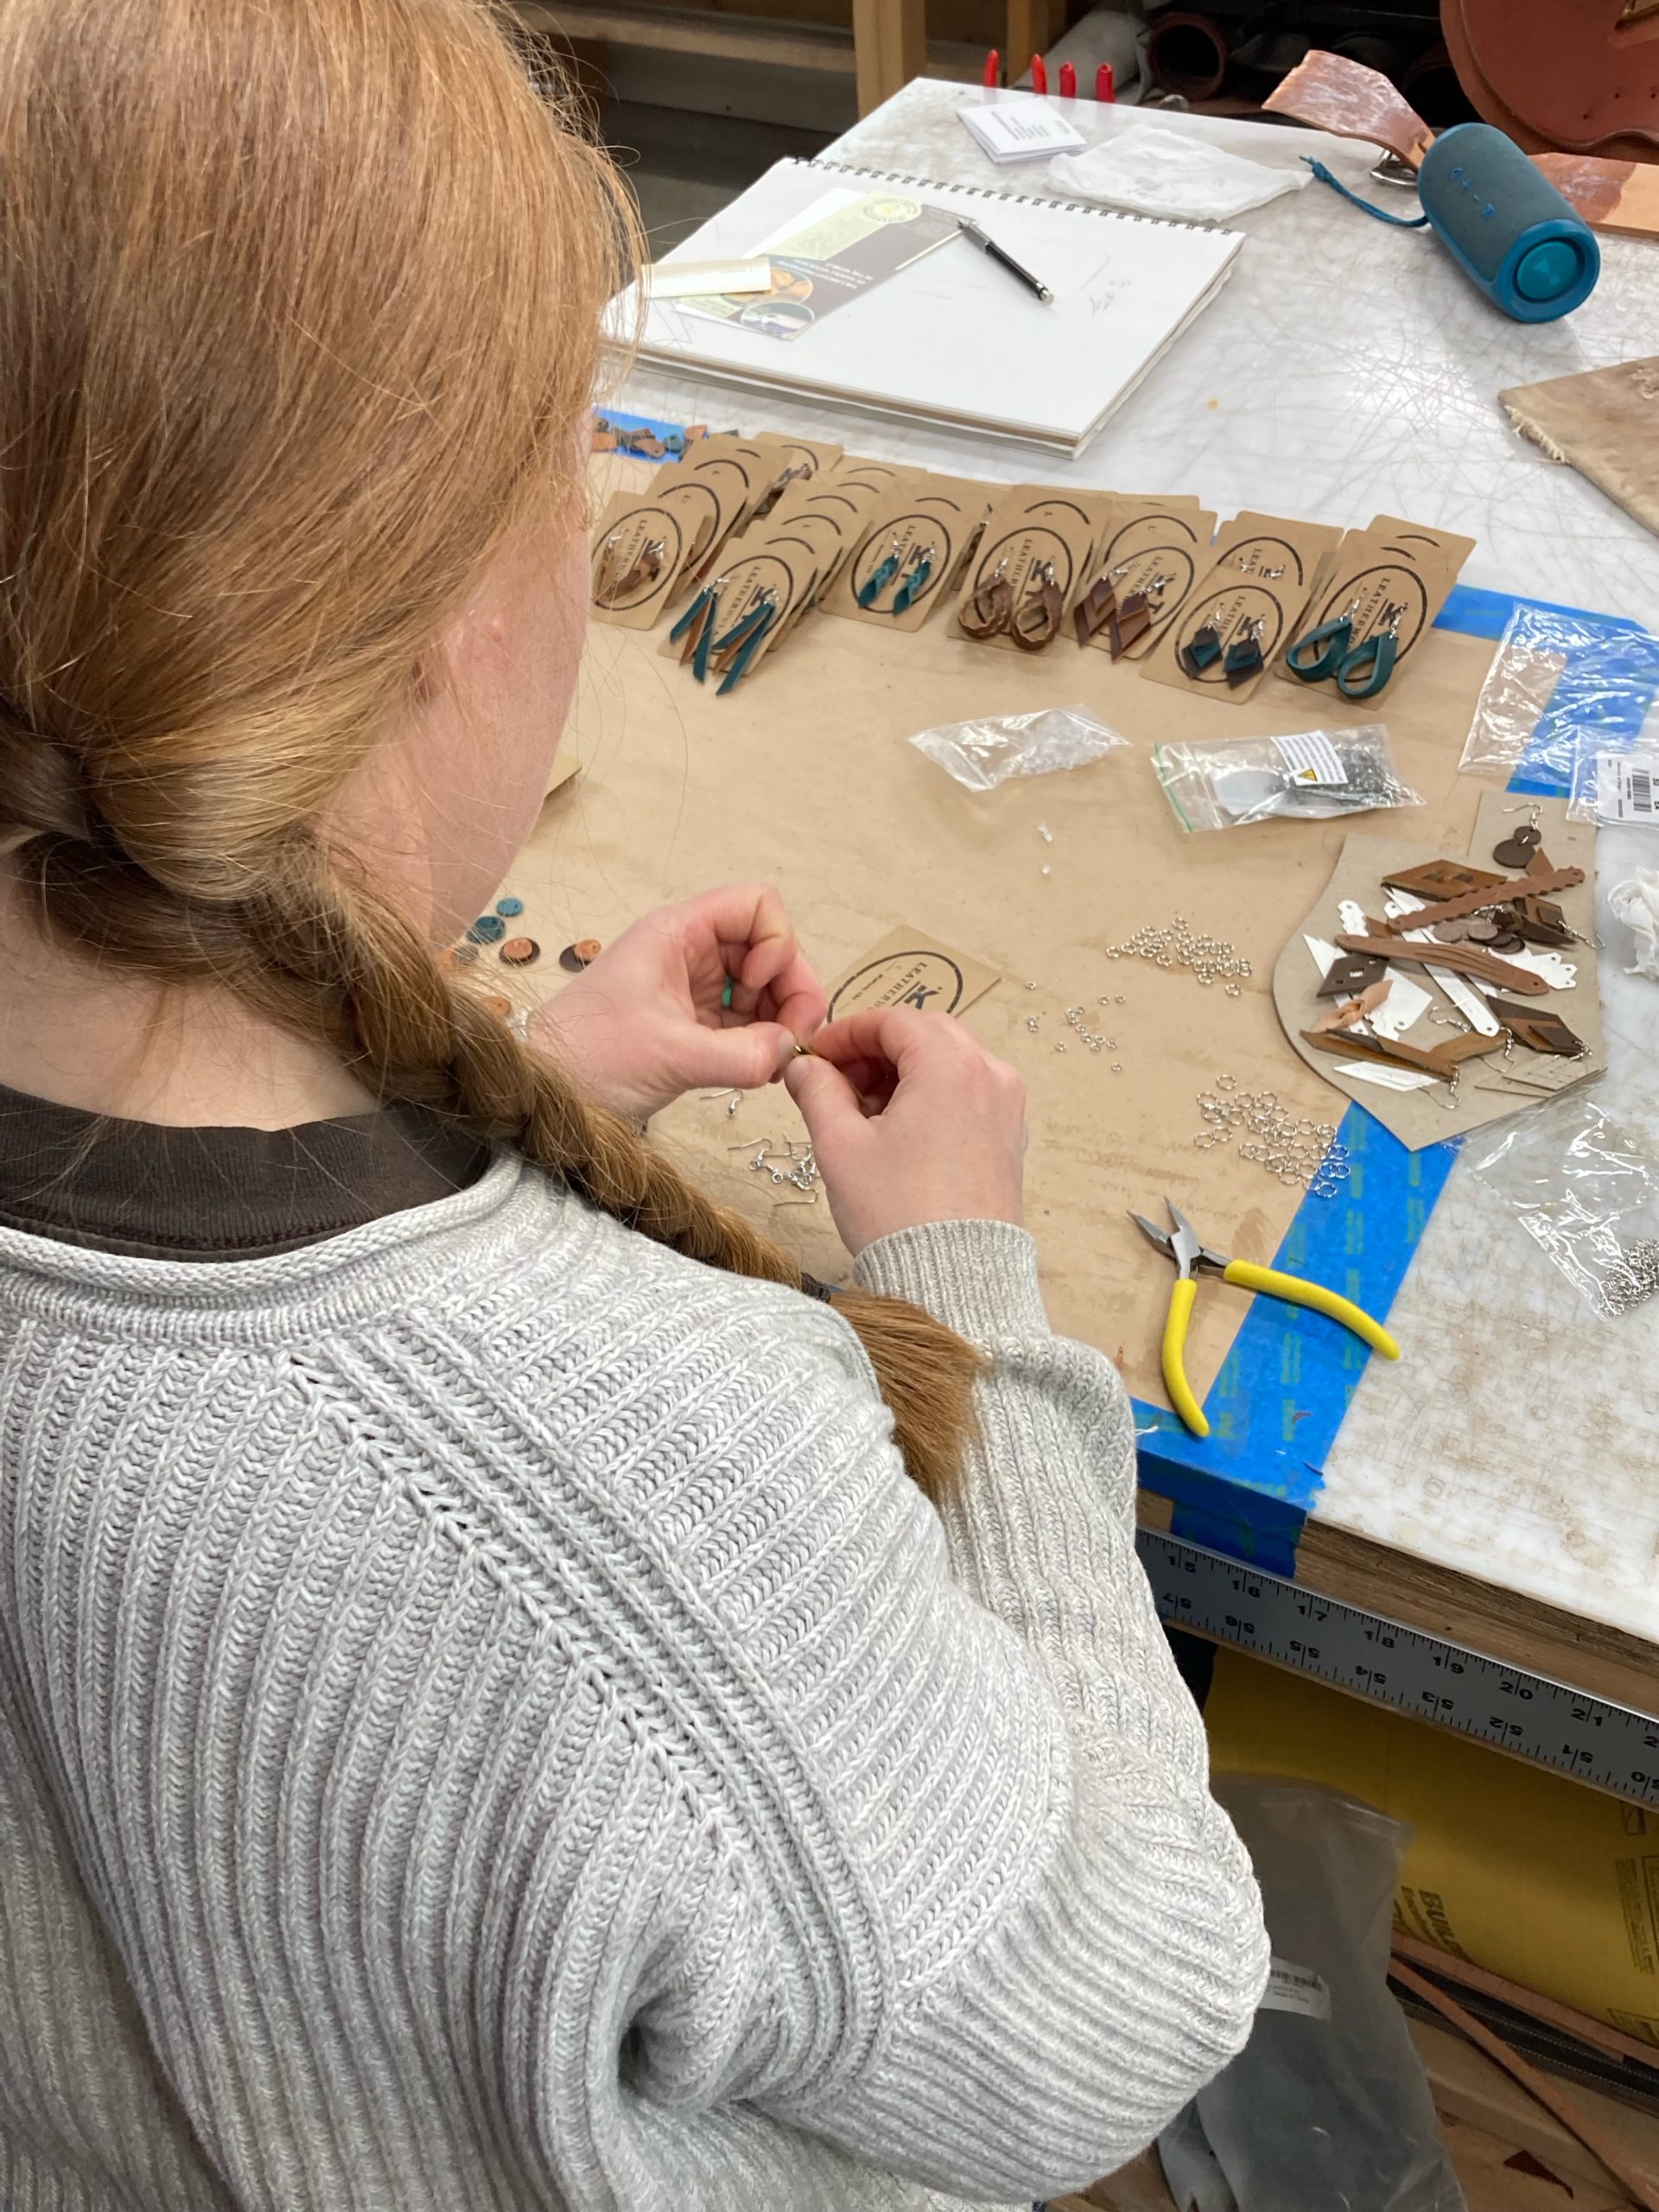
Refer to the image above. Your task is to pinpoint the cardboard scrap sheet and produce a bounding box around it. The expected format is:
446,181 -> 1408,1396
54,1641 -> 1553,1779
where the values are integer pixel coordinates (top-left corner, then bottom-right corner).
519,512 -> 1507,1414
1272,796 -> 1602,1151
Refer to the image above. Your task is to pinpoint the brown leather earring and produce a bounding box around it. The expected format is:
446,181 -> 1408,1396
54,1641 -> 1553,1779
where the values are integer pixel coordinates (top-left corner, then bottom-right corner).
1107,590 -> 1154,659
1072,574 -> 1117,645
593,535 -> 665,608
959,558 -> 1014,639
590,529 -> 626,604
1010,560 -> 1064,652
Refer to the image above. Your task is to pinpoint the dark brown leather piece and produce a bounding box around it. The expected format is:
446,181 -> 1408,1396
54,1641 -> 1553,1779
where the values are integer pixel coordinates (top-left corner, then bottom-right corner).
1316,952 -> 1388,999
1072,577 -> 1116,645
1488,998 -> 1586,1057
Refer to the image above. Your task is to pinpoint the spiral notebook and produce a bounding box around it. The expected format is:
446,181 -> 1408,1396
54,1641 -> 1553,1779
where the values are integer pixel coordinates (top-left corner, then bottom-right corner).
622,156 -> 1244,458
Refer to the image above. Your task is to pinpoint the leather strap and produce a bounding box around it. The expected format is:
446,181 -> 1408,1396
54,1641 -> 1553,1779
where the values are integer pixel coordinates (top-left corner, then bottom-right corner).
1333,931 -> 1550,996
1381,863 -> 1585,933
1302,1026 -> 1503,1081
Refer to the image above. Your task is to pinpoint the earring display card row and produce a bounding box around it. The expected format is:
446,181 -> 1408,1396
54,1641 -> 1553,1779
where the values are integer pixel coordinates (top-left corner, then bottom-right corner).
1143,512 -> 1344,703
1275,517 -> 1474,699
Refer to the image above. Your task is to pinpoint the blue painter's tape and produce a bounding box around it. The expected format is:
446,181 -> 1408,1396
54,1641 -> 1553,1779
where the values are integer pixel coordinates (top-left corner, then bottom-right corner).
1433,582 -> 1649,644
1135,1109 -> 1459,1571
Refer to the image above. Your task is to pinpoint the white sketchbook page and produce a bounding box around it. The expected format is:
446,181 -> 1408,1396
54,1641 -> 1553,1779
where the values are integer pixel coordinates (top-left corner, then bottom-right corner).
627,158 -> 1243,446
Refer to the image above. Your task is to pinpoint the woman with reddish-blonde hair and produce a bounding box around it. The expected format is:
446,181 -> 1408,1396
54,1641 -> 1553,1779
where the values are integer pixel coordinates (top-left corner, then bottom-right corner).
0,4 -> 1264,2206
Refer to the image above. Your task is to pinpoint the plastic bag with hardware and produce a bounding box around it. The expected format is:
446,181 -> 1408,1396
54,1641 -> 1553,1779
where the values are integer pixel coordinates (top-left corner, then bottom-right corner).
907,703 -> 1127,791
1459,603 -> 1659,785
1159,1779 -> 1466,2212
1152,724 -> 1421,834
1469,1093 -> 1659,1318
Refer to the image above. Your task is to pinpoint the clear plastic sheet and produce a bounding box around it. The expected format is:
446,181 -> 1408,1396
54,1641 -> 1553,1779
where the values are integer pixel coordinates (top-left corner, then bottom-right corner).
1459,604 -> 1659,785
1051,126 -> 1308,222
1470,1094 -> 1659,1317
907,703 -> 1127,791
1152,723 -> 1421,834
1160,1779 -> 1465,2212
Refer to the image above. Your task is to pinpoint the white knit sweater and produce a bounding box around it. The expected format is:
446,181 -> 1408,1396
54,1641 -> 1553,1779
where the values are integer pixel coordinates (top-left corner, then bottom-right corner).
0,1153 -> 1266,2211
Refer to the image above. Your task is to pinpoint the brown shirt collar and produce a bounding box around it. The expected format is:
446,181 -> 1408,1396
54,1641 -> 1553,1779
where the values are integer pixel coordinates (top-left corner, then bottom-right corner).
0,1084 -> 490,1260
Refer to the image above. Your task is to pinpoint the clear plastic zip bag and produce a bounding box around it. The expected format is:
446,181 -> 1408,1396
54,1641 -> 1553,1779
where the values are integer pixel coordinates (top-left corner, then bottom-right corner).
1469,1093 -> 1659,1317
908,702 -> 1128,791
1153,723 -> 1422,834
1459,603 -> 1659,786
1160,1779 -> 1465,2212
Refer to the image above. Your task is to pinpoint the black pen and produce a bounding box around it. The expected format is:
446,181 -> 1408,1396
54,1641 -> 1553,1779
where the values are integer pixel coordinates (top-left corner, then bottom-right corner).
956,215 -> 1054,304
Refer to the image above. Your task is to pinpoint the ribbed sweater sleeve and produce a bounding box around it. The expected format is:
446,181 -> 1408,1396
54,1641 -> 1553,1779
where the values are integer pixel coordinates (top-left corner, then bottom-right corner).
685,1217 -> 1268,2200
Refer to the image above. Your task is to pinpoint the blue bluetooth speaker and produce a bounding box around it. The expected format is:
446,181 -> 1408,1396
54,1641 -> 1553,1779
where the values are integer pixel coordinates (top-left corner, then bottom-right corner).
1416,123 -> 1600,322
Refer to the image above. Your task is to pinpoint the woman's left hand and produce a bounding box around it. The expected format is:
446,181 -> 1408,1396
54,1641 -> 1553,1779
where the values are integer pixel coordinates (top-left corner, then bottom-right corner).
527,882 -> 827,1123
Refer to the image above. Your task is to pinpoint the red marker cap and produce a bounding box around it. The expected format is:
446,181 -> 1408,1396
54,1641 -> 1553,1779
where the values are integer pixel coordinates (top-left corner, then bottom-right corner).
1096,61 -> 1116,102
1030,52 -> 1047,94
1058,60 -> 1077,98
982,47 -> 1000,88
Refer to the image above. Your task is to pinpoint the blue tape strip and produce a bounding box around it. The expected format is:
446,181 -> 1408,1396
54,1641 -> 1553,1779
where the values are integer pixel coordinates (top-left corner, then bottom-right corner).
1433,582 -> 1650,644
1135,1109 -> 1459,1574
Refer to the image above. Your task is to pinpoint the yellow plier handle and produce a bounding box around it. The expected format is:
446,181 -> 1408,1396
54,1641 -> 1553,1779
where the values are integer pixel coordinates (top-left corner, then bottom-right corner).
1222,1260 -> 1401,1362
1161,1263 -> 1399,1442
1161,1278 -> 1210,1439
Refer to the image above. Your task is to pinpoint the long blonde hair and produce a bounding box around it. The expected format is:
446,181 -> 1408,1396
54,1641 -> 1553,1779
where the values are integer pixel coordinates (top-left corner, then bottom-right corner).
0,0 -> 980,1497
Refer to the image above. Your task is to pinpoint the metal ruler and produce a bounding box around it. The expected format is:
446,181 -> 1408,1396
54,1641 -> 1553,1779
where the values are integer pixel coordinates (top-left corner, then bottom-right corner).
1135,1527 -> 1659,1807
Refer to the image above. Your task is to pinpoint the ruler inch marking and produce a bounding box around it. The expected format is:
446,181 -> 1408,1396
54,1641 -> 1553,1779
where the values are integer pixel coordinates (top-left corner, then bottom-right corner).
1136,1528 -> 1659,1808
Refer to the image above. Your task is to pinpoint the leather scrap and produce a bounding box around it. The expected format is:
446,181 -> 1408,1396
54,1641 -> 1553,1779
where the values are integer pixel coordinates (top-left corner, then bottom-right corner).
1316,951 -> 1387,999
1488,998 -> 1586,1057
1301,1027 -> 1503,1082
1309,978 -> 1393,1033
1382,859 -> 1508,901
1381,863 -> 1585,933
1334,931 -> 1549,996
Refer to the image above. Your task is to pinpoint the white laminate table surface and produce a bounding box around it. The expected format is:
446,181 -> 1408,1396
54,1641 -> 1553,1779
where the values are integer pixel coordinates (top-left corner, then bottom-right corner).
609,79 -> 1659,1657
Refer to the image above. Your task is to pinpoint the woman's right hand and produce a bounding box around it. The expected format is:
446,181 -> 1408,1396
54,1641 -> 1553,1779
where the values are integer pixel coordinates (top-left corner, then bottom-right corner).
785,1007 -> 1027,1255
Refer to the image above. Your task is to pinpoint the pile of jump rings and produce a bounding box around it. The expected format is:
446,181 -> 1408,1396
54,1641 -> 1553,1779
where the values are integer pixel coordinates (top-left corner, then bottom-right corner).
1602,1237 -> 1659,1317
1192,1077 -> 1350,1198
1103,913 -> 1250,996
